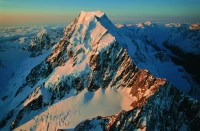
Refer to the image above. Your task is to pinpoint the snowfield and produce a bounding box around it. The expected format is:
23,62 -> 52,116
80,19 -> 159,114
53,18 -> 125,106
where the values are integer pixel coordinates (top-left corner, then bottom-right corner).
16,87 -> 135,130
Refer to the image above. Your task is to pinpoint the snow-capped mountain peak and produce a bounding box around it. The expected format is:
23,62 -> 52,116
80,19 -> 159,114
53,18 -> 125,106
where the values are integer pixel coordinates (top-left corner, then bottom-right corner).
79,10 -> 105,21
0,11 -> 199,131
1,11 -> 166,130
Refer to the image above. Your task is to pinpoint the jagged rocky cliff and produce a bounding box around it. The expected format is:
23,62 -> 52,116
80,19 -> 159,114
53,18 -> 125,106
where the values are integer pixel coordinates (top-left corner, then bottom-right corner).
75,82 -> 200,131
0,11 -> 199,131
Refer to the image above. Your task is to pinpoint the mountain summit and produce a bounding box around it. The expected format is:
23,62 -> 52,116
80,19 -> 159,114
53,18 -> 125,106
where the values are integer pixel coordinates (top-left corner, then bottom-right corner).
0,11 -> 199,131
78,10 -> 105,20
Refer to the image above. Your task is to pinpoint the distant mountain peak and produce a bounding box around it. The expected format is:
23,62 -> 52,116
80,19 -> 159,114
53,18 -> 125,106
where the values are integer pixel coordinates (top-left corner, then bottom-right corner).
144,21 -> 152,26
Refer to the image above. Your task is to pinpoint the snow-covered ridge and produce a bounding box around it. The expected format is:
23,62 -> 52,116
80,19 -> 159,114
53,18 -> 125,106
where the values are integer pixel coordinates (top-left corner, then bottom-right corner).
122,21 -> 200,95
75,82 -> 200,131
79,10 -> 105,20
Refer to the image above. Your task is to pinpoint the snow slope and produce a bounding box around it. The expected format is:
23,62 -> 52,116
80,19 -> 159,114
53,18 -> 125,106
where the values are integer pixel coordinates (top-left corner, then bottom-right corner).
75,82 -> 200,131
16,87 -> 135,130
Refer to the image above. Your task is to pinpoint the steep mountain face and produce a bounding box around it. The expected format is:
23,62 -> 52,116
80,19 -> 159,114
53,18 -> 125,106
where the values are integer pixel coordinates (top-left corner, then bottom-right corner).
0,11 -> 199,130
75,83 -> 200,131
7,11 -> 164,130
122,22 -> 200,89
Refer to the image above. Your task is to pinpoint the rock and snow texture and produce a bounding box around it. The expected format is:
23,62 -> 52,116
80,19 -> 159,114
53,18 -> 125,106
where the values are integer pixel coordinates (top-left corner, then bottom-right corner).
0,11 -> 200,131
28,27 -> 64,57
0,25 -> 64,98
15,87 -> 136,130
116,21 -> 200,100
0,25 -> 64,130
75,83 -> 200,131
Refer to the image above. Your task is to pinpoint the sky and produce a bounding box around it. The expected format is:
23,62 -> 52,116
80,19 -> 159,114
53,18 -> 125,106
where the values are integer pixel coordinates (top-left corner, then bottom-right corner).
0,0 -> 200,25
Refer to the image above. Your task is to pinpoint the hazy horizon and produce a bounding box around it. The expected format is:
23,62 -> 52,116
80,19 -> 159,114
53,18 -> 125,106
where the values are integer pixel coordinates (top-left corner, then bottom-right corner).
1,0 -> 200,26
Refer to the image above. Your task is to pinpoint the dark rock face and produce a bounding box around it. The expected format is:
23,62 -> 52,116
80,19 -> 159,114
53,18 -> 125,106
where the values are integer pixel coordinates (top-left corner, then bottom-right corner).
0,110 -> 13,128
87,43 -> 138,92
129,69 -> 166,108
75,83 -> 200,131
15,40 -> 70,97
10,95 -> 44,130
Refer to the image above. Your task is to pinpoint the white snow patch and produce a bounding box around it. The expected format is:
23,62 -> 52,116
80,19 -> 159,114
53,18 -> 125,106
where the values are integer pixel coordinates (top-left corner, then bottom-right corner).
144,21 -> 152,26
137,22 -> 144,28
16,87 -> 135,130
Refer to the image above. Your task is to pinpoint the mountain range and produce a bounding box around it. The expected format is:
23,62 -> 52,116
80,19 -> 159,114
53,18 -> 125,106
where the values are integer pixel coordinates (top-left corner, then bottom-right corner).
0,11 -> 200,131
